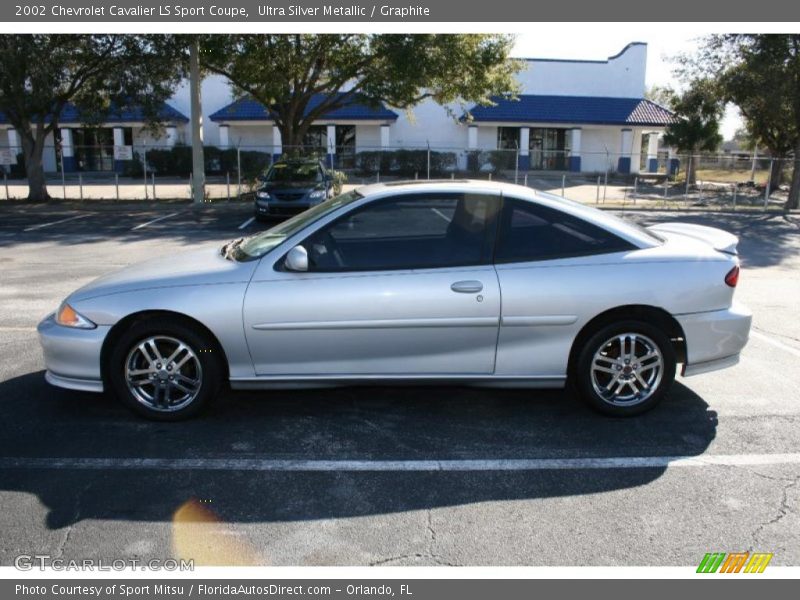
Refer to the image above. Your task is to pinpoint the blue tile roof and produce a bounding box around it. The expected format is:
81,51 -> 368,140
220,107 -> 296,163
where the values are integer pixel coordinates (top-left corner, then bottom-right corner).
0,102 -> 188,125
466,95 -> 675,127
210,94 -> 399,123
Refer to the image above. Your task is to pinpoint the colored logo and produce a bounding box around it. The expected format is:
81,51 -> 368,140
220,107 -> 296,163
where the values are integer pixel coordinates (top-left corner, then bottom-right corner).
697,552 -> 773,573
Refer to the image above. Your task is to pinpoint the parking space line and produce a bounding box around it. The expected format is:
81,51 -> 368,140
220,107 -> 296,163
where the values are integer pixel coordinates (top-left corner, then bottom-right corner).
238,217 -> 255,230
1,453 -> 799,472
23,214 -> 92,232
131,212 -> 182,231
750,330 -> 800,358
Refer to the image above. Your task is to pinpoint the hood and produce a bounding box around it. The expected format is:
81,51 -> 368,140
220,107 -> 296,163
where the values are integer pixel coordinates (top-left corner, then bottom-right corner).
261,181 -> 320,192
648,222 -> 739,255
68,246 -> 257,303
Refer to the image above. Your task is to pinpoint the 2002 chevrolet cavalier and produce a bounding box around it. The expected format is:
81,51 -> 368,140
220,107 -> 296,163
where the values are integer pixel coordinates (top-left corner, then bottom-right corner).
38,181 -> 751,420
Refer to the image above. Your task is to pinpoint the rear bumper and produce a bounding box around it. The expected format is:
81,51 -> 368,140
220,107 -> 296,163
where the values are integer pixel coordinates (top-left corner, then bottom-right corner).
37,313 -> 108,393
676,302 -> 752,377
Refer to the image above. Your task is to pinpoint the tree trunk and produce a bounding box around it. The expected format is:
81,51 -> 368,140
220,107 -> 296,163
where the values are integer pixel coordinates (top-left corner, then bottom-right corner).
21,130 -> 50,202
786,139 -> 800,210
768,158 -> 784,194
279,122 -> 309,157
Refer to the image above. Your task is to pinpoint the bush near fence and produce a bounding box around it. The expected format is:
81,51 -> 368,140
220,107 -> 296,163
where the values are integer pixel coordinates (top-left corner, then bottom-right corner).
130,145 -> 273,180
355,149 -> 457,177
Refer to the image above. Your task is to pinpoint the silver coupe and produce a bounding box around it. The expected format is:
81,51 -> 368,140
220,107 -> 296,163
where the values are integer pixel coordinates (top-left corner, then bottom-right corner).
38,181 -> 752,420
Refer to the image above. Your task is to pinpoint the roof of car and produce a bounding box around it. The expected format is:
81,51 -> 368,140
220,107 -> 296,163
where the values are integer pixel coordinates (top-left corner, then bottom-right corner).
355,179 -> 660,248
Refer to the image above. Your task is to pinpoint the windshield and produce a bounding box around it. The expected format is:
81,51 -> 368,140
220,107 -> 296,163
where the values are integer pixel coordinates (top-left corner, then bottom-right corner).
263,162 -> 323,184
230,190 -> 362,261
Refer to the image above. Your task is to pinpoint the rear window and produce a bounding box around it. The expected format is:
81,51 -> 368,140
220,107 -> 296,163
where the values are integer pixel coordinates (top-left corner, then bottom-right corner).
496,198 -> 636,263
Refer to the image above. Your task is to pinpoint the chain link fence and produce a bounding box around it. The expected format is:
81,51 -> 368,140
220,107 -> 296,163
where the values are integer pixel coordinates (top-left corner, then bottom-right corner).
0,142 -> 795,210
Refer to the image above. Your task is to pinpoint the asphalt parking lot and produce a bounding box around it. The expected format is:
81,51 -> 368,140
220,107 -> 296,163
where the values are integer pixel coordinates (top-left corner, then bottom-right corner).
0,200 -> 798,567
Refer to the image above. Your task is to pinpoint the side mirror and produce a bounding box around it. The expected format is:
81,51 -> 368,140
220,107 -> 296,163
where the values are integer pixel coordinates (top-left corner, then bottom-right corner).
285,245 -> 309,272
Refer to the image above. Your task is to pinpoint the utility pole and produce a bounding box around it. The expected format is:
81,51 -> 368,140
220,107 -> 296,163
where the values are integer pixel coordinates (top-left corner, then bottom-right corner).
190,37 -> 205,204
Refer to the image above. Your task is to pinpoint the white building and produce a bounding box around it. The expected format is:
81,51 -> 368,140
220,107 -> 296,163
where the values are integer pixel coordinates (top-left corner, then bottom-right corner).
1,41 -> 673,175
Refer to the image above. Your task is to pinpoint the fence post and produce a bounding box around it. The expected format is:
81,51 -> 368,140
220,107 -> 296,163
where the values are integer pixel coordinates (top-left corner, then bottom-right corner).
3,172 -> 7,200
426,142 -> 431,180
732,184 -> 737,212
524,173 -> 528,187
684,155 -> 691,203
152,173 -> 156,200
60,152 -> 66,200
143,148 -> 148,200
78,174 -> 83,201
115,173 -> 119,201
237,147 -> 242,199
514,146 -> 519,185
561,174 -> 565,197
226,171 -> 230,201
764,159 -> 773,209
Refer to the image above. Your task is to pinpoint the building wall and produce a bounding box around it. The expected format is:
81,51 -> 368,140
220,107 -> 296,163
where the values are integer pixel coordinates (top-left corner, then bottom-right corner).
515,43 -> 647,98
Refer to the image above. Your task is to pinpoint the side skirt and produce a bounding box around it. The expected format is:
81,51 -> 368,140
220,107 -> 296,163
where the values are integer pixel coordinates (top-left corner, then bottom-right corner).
229,375 -> 567,391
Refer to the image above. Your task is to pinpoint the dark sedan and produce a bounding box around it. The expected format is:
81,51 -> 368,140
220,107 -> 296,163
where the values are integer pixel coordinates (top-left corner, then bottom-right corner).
254,159 -> 334,220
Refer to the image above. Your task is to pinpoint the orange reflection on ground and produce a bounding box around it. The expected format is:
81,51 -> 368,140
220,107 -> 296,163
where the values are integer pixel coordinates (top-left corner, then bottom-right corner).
172,498 -> 264,566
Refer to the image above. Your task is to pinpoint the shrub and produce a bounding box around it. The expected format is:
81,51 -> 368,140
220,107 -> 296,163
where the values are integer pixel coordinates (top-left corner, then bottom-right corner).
486,150 -> 516,173
355,149 -> 457,178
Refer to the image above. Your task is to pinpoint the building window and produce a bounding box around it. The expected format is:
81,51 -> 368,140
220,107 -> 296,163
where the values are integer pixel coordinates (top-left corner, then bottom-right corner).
497,127 -> 519,150
335,125 -> 356,169
301,125 -> 328,153
529,128 -> 571,170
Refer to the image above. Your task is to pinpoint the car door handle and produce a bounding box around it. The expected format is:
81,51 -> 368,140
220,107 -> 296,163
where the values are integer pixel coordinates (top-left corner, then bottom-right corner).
450,280 -> 483,294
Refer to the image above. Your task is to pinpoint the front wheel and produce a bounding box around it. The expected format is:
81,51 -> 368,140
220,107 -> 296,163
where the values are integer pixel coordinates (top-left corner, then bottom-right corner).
107,318 -> 223,421
575,321 -> 676,416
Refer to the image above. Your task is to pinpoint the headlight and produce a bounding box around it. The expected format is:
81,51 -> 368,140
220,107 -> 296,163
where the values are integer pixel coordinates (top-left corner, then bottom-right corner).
309,190 -> 326,199
55,303 -> 96,329
256,190 -> 270,199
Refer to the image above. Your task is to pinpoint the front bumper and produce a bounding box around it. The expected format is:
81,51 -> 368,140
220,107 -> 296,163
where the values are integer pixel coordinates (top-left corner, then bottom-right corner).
37,313 -> 109,393
254,200 -> 315,218
676,301 -> 752,377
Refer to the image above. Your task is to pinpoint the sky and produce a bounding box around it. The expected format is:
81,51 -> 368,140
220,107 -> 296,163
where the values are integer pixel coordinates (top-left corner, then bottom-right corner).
510,26 -> 741,139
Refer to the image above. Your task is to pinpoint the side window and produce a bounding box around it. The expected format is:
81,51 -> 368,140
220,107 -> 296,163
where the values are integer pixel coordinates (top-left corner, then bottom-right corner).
495,198 -> 634,263
302,193 -> 499,272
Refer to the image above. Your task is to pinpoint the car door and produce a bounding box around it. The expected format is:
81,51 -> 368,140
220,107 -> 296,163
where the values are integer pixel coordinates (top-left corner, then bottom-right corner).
493,197 -> 638,378
242,192 -> 502,376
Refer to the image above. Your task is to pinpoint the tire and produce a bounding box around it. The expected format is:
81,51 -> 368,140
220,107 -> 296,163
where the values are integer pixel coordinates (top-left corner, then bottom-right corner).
107,317 -> 223,421
574,320 -> 676,417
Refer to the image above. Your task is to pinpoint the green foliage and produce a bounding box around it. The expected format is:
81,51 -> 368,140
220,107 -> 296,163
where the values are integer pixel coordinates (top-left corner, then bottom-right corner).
354,149 -> 457,177
486,150 -> 517,173
0,35 -> 186,200
328,169 -> 347,195
465,150 -> 487,174
661,81 -> 724,156
140,144 -> 273,180
200,34 -> 522,148
680,34 -> 800,207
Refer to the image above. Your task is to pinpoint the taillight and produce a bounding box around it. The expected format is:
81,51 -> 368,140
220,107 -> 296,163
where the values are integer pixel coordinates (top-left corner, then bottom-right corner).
725,265 -> 740,287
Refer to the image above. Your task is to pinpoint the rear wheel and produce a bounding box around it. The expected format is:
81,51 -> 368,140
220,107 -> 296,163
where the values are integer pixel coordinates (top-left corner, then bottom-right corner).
107,318 -> 223,421
575,320 -> 676,416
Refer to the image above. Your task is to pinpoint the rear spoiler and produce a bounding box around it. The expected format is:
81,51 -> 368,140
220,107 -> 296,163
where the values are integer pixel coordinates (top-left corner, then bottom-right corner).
648,223 -> 739,255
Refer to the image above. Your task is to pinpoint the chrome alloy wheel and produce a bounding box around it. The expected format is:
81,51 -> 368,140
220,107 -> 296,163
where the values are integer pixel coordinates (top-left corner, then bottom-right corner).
590,333 -> 664,407
124,336 -> 203,412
